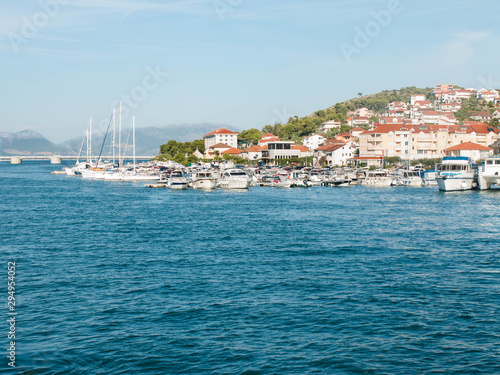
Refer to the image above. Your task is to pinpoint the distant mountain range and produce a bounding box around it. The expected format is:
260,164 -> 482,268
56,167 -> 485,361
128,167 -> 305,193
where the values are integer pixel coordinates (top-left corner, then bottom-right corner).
0,123 -> 233,156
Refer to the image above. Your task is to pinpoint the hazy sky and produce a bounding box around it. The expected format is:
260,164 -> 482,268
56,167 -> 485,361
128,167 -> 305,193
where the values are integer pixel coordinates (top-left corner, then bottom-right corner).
1,0 -> 499,142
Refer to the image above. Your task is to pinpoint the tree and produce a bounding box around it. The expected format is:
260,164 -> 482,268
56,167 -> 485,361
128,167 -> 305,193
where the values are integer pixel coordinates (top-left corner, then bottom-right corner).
358,92 -> 363,97
239,128 -> 263,145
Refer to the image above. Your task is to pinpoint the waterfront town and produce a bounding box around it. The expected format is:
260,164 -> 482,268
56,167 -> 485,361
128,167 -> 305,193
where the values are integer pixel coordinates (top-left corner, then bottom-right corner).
51,84 -> 500,192
202,84 -> 500,169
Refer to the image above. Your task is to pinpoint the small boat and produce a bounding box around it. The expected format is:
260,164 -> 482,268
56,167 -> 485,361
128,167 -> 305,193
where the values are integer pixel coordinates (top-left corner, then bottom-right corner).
478,156 -> 500,190
435,157 -> 477,191
168,170 -> 189,190
323,176 -> 351,187
290,171 -> 312,187
271,173 -> 292,188
190,171 -> 217,190
397,170 -> 422,186
421,170 -> 437,186
218,169 -> 251,189
360,170 -> 393,187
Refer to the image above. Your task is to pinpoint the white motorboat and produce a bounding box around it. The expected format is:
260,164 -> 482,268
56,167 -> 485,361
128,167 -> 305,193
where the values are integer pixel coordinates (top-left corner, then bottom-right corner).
360,170 -> 393,187
478,156 -> 500,190
397,170 -> 423,186
435,157 -> 477,191
168,170 -> 189,189
422,170 -> 438,186
218,169 -> 251,189
190,171 -> 217,190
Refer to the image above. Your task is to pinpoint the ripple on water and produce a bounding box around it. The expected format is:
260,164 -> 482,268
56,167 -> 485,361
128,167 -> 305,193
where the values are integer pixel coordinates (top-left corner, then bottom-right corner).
1,162 -> 499,374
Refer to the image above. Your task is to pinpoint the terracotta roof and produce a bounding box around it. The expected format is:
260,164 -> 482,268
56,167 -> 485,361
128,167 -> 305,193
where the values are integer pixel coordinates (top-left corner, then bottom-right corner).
292,145 -> 311,152
350,127 -> 365,132
419,110 -> 440,115
472,111 -> 493,117
315,142 -> 346,152
210,143 -> 231,149
445,142 -> 493,151
205,128 -> 239,136
222,147 -> 242,155
243,145 -> 263,152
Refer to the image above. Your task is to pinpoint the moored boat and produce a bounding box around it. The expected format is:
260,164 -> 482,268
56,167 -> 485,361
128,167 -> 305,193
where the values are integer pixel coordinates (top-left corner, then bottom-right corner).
478,156 -> 500,190
360,170 -> 393,187
435,157 -> 477,191
190,171 -> 217,190
218,169 -> 251,189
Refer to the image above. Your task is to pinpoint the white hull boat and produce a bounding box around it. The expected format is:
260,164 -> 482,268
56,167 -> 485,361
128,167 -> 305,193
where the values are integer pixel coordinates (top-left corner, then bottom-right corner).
435,157 -> 477,191
478,157 -> 500,190
219,169 -> 251,189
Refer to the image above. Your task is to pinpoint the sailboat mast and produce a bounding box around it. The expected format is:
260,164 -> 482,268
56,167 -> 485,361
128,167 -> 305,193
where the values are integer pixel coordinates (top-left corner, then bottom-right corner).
89,117 -> 93,164
112,109 -> 116,165
86,126 -> 89,163
133,115 -> 136,171
119,102 -> 122,166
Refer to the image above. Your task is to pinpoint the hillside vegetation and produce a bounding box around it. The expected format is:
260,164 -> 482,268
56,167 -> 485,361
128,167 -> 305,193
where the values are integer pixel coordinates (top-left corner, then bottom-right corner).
260,86 -> 435,143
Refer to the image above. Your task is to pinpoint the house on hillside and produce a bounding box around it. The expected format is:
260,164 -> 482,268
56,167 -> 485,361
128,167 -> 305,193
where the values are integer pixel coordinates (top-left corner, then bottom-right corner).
204,143 -> 231,159
471,111 -> 494,122
303,134 -> 326,151
204,128 -> 238,150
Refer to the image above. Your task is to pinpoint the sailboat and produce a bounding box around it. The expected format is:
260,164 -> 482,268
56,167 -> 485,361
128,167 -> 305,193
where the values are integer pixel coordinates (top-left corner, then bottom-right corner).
114,115 -> 160,181
65,118 -> 95,176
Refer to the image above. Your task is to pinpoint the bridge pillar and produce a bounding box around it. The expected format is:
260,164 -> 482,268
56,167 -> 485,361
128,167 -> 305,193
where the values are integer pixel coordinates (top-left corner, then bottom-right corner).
50,156 -> 62,164
11,157 -> 22,164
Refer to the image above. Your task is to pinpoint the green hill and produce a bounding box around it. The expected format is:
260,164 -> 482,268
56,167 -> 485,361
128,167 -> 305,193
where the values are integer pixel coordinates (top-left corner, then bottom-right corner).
255,86 -> 436,144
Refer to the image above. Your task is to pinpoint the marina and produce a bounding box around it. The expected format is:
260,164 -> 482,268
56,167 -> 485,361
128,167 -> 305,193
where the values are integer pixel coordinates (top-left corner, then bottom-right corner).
41,155 -> 500,192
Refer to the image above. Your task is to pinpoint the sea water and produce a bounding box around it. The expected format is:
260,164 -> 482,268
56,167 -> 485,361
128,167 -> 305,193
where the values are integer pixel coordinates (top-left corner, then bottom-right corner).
1,161 -> 499,374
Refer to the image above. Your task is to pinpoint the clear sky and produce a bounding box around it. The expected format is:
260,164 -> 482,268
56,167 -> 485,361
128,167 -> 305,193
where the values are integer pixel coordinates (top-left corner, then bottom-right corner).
1,0 -> 499,142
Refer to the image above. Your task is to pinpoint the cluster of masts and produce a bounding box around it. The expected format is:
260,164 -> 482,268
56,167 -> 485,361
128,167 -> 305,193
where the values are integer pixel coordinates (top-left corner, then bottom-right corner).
79,103 -> 137,171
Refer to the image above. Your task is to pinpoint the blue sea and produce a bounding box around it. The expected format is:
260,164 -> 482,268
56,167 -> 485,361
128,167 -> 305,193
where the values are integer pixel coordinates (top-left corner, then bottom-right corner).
1,161 -> 499,374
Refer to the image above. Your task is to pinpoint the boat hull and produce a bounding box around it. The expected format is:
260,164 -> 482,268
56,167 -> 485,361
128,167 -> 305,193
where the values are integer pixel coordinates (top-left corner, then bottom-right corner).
219,179 -> 251,189
436,176 -> 475,191
191,179 -> 217,190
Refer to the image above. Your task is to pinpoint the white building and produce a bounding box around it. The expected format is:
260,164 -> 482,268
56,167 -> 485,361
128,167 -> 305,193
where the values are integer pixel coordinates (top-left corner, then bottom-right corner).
204,128 -> 238,150
303,134 -> 326,151
444,142 -> 493,161
262,141 -> 301,163
319,120 -> 342,133
314,142 -> 356,167
410,95 -> 426,105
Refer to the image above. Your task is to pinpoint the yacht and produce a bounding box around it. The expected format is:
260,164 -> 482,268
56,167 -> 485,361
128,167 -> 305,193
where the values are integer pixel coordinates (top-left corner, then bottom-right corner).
218,169 -> 251,189
168,170 -> 189,190
359,170 -> 393,187
478,156 -> 500,190
190,171 -> 217,190
435,157 -> 477,191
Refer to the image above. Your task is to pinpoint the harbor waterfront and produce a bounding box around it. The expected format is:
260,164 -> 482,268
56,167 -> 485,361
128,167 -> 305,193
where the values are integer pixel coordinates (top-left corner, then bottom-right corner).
2,161 -> 500,374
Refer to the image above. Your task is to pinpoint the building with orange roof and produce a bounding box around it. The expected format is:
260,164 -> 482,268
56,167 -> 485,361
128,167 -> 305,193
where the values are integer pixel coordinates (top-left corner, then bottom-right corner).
222,147 -> 242,155
292,144 -> 313,158
241,145 -> 264,161
258,133 -> 281,146
358,122 -> 499,160
204,142 -> 232,159
204,128 -> 239,150
444,141 -> 493,160
313,142 -> 356,167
